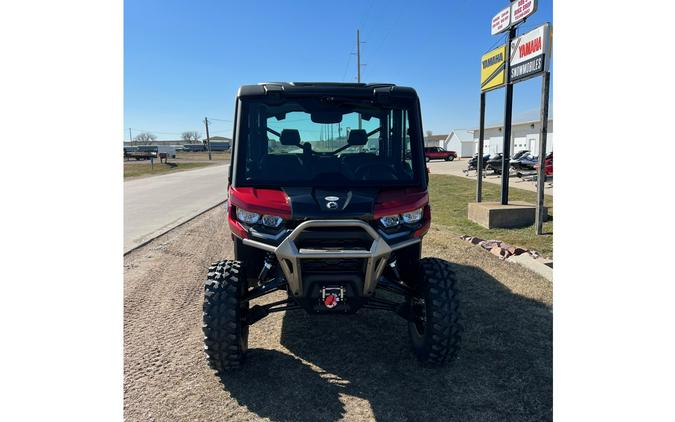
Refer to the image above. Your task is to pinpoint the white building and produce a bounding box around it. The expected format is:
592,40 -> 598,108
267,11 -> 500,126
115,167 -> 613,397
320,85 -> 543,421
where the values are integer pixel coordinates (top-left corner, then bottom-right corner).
445,130 -> 477,158
443,119 -> 553,157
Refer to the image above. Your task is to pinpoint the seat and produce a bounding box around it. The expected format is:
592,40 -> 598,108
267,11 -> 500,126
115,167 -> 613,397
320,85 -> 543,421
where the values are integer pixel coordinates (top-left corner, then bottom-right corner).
280,129 -> 301,146
340,129 -> 376,179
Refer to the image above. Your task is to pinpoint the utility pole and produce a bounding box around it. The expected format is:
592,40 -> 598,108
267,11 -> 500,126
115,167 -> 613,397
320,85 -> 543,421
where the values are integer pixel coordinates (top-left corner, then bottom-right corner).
535,71 -> 551,235
357,29 -> 362,129
477,93 -> 486,202
204,117 -> 212,161
500,25 -> 517,205
129,128 -> 133,145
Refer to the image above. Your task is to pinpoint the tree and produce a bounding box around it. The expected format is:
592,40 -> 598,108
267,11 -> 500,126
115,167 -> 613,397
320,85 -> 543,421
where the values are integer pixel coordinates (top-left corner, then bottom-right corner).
425,130 -> 433,137
133,132 -> 157,145
181,131 -> 201,143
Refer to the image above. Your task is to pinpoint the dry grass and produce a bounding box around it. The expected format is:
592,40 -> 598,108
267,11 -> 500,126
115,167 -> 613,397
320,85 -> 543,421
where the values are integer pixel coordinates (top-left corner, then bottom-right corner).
428,174 -> 554,258
123,161 -> 213,179
175,151 -> 231,162
124,206 -> 552,421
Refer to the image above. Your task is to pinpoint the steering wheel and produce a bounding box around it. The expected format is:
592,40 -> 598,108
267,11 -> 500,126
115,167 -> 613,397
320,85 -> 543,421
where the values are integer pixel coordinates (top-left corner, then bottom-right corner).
353,163 -> 398,180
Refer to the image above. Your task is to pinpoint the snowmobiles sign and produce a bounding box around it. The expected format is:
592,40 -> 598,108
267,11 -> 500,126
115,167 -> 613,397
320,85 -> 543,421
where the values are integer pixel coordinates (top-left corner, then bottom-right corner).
510,23 -> 550,82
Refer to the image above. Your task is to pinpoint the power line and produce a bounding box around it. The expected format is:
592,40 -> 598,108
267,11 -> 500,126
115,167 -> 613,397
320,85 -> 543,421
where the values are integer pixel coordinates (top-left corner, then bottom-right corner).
483,33 -> 508,54
129,128 -> 187,136
341,52 -> 353,81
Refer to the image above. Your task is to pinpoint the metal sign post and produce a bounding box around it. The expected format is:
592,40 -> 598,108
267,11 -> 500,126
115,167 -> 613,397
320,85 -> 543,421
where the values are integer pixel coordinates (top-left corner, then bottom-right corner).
535,71 -> 550,234
477,92 -> 486,202
500,26 -> 517,205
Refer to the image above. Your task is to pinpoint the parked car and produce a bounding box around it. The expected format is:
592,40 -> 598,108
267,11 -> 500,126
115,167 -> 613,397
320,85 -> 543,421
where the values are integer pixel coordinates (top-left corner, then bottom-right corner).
424,147 -> 457,162
534,152 -> 553,177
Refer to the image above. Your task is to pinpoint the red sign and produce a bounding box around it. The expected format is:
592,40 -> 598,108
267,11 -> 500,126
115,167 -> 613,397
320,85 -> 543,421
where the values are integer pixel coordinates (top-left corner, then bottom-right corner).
510,0 -> 538,25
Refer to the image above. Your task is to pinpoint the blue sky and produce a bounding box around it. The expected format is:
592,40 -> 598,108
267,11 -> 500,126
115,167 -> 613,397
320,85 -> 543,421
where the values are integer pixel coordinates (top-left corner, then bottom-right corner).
124,0 -> 552,141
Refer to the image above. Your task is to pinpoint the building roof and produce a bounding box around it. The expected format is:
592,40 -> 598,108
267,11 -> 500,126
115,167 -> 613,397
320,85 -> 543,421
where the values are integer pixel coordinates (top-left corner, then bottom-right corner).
424,134 -> 447,142
448,130 -> 474,142
472,118 -> 554,132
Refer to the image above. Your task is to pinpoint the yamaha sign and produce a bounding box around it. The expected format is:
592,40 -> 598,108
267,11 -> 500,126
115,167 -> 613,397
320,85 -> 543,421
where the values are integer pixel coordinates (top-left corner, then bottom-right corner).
509,23 -> 550,82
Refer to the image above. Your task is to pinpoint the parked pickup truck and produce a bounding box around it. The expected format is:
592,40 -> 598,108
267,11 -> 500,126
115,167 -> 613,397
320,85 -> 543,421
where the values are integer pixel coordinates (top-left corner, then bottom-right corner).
424,147 -> 457,162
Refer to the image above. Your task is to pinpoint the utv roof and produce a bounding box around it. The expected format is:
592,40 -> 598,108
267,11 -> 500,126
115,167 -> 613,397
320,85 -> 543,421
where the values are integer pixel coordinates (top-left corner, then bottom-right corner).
237,82 -> 418,99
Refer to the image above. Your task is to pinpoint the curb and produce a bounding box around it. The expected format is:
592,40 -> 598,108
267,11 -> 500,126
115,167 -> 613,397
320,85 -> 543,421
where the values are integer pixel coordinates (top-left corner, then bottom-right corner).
507,253 -> 553,282
124,200 -> 228,256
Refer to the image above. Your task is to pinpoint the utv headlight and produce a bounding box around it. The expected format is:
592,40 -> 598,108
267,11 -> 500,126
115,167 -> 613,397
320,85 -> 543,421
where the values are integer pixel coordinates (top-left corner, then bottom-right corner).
261,214 -> 283,228
379,214 -> 401,228
236,208 -> 260,224
402,208 -> 423,224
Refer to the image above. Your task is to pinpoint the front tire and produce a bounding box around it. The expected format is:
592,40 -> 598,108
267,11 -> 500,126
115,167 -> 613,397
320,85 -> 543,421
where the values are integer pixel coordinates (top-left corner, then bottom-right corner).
408,258 -> 462,365
203,260 -> 249,372
445,156 -> 455,161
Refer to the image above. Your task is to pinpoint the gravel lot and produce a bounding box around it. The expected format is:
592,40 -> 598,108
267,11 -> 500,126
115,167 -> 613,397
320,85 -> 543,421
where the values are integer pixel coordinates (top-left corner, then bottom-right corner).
124,205 -> 552,421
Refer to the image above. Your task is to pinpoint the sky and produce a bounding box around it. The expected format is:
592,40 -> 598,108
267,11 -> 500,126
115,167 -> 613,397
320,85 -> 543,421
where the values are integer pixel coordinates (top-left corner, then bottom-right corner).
124,0 -> 552,141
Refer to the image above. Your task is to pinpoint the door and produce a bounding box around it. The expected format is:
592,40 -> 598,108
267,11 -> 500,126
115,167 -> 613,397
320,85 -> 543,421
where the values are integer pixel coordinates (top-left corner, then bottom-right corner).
527,136 -> 538,156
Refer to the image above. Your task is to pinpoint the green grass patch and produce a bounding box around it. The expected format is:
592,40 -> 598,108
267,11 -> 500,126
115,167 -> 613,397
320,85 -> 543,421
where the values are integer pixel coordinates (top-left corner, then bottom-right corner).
124,162 -> 214,179
428,174 -> 553,257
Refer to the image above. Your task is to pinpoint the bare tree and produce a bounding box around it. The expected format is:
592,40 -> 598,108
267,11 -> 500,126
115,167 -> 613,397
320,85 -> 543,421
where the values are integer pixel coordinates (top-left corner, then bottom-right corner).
181,131 -> 202,143
133,132 -> 157,145
425,130 -> 433,137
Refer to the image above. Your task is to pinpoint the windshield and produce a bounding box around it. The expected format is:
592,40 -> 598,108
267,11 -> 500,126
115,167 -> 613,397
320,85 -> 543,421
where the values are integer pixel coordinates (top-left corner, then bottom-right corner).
233,96 -> 424,188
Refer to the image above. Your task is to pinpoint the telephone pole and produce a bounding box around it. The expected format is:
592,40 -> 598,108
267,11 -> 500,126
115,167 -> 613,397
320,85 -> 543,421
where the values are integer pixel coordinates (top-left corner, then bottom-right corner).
129,128 -> 132,145
204,117 -> 212,161
357,29 -> 363,129
357,29 -> 361,83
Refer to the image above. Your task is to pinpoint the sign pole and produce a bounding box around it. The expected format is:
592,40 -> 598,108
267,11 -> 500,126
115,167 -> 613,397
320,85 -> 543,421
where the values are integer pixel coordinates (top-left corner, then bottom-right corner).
535,71 -> 550,235
477,92 -> 486,202
500,26 -> 516,205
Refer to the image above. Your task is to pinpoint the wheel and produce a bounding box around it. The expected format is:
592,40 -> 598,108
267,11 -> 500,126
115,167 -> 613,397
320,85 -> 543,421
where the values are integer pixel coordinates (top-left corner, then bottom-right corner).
445,156 -> 454,161
203,260 -> 249,372
408,257 -> 462,365
425,156 -> 431,163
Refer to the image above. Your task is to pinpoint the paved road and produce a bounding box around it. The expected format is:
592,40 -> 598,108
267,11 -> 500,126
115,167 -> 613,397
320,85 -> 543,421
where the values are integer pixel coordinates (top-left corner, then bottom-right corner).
427,159 -> 553,195
124,163 -> 229,252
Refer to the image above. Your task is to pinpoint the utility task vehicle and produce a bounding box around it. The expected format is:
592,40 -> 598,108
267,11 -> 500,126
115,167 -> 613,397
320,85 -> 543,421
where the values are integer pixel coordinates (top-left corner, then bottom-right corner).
203,82 -> 462,371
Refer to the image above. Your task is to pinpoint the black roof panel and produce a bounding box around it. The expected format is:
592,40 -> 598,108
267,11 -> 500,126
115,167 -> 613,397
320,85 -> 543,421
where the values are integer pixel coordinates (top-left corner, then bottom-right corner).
237,82 -> 417,99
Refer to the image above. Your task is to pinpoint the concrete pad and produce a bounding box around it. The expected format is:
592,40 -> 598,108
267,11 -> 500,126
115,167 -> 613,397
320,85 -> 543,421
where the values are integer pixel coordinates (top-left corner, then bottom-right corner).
468,201 -> 547,229
508,254 -> 553,282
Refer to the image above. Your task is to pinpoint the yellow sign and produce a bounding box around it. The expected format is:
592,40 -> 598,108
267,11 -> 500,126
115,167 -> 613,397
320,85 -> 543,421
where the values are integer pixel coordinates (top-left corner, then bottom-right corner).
481,45 -> 506,92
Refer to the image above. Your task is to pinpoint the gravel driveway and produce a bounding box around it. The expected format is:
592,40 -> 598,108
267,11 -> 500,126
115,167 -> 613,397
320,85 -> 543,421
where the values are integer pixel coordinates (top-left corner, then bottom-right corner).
124,205 -> 552,421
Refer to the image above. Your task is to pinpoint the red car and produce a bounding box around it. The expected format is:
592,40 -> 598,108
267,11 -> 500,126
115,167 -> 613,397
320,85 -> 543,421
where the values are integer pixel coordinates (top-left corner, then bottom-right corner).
424,146 -> 457,162
534,152 -> 553,176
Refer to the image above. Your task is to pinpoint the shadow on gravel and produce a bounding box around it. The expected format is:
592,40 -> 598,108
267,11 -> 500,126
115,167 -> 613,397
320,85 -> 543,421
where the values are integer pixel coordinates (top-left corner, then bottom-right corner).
220,263 -> 552,422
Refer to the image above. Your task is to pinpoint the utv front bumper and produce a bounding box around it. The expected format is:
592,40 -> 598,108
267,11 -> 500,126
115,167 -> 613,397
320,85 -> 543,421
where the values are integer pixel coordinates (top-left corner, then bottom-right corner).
241,219 -> 420,298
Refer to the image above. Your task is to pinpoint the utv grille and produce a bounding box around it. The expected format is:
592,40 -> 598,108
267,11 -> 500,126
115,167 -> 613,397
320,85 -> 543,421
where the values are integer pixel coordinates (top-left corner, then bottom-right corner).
295,227 -> 372,251
301,258 -> 367,274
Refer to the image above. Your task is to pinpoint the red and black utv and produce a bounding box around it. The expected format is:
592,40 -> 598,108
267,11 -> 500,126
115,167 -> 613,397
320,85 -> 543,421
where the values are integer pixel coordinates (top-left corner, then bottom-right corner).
203,82 -> 462,372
